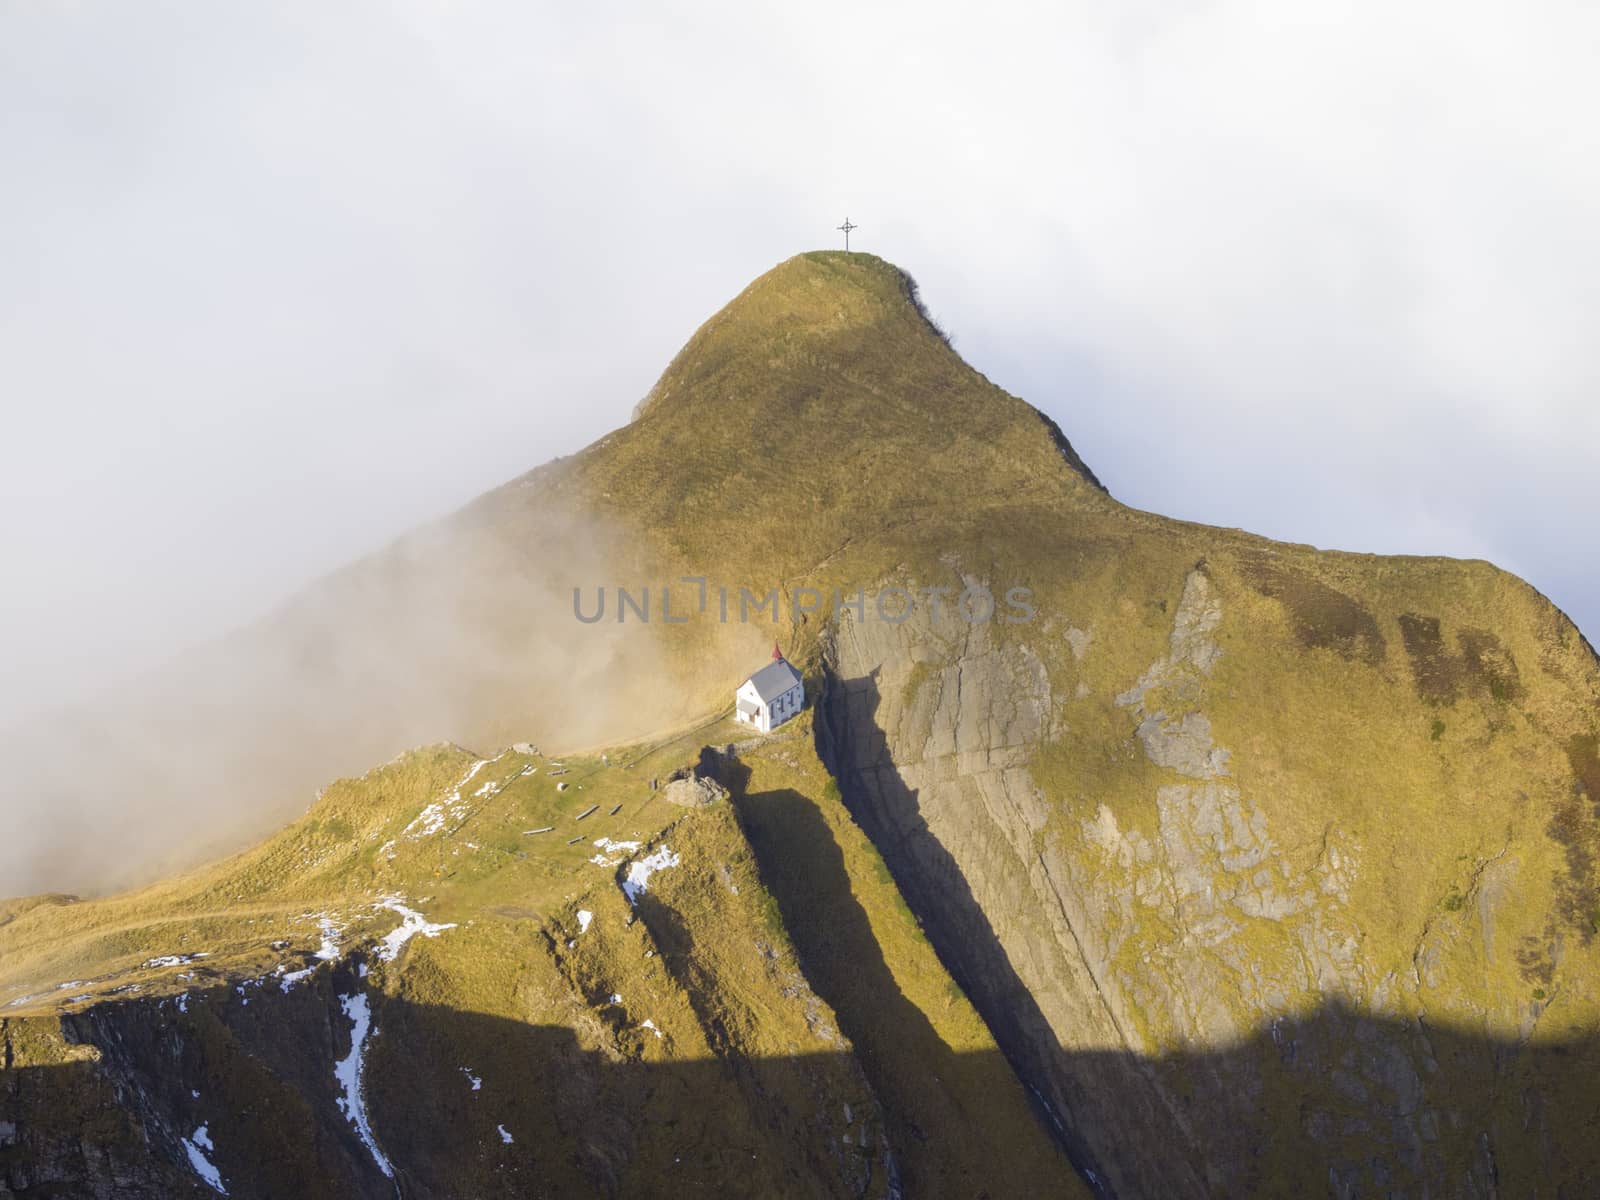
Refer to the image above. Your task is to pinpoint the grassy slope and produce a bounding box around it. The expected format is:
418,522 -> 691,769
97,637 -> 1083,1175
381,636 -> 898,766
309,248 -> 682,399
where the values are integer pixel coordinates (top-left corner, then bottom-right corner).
1,706 -> 1077,1195
1,723 -> 880,1195
0,719 -> 741,1013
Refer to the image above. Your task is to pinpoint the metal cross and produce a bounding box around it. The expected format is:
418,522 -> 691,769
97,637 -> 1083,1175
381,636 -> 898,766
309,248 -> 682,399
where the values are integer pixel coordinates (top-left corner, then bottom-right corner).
837,218 -> 857,251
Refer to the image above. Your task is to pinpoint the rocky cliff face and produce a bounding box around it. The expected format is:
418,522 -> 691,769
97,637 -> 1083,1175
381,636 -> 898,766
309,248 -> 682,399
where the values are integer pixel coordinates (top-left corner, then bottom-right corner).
821,554 -> 1600,1197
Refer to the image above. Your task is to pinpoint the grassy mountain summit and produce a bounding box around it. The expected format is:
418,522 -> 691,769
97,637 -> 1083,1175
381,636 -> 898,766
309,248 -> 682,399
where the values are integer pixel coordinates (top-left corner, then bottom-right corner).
613,251 -> 1104,542
5,252 -> 1600,1196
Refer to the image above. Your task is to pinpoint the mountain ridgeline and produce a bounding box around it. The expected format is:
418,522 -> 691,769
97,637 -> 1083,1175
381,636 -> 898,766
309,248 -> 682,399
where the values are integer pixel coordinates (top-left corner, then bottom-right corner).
4,252 -> 1600,1197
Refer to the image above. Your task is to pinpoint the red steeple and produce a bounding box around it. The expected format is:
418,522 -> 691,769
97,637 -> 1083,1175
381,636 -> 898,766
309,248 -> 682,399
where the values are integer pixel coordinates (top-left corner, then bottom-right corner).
772,641 -> 784,661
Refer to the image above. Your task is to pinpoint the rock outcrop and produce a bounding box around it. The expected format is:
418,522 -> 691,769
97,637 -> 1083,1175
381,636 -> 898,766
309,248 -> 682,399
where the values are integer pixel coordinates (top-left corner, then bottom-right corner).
660,767 -> 729,808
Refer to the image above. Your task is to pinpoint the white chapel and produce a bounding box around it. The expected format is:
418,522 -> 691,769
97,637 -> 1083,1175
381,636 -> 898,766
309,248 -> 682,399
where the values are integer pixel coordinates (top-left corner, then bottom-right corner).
735,645 -> 804,734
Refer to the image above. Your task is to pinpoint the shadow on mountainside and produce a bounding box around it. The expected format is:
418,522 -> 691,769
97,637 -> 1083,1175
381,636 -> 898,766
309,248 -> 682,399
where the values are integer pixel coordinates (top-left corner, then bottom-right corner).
5,987 -> 1600,1198
3,975 -> 895,1200
811,662 -> 1600,1200
811,663 -> 1127,1192
715,748 -> 1081,1200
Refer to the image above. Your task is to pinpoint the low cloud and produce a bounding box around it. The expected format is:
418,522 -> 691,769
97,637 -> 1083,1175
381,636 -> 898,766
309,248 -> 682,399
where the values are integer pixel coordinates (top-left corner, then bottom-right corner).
0,495 -> 696,896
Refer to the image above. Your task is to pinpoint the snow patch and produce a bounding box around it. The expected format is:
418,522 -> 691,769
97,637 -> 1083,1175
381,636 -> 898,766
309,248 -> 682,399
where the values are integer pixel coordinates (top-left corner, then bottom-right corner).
375,898 -> 457,962
641,1019 -> 662,1038
576,910 -> 593,934
589,837 -> 642,867
277,918 -> 341,986
182,1124 -> 227,1194
277,963 -> 316,991
143,953 -> 209,969
397,760 -> 490,841
334,992 -> 394,1178
498,1124 -> 514,1145
461,1067 -> 482,1092
314,918 -> 342,961
621,846 -> 680,905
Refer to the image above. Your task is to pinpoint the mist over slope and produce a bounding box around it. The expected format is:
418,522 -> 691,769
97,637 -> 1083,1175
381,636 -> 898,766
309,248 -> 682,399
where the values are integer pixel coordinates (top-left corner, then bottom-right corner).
0,500 -> 661,894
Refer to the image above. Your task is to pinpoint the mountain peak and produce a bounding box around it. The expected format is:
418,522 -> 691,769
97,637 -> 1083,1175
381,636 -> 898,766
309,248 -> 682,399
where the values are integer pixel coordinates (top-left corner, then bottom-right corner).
630,251 -> 1094,464
603,253 -> 1106,567
633,251 -> 951,420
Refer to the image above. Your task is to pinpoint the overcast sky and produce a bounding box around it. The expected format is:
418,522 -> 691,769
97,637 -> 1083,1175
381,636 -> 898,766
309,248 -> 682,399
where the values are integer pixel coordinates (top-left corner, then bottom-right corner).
3,1 -> 1597,727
